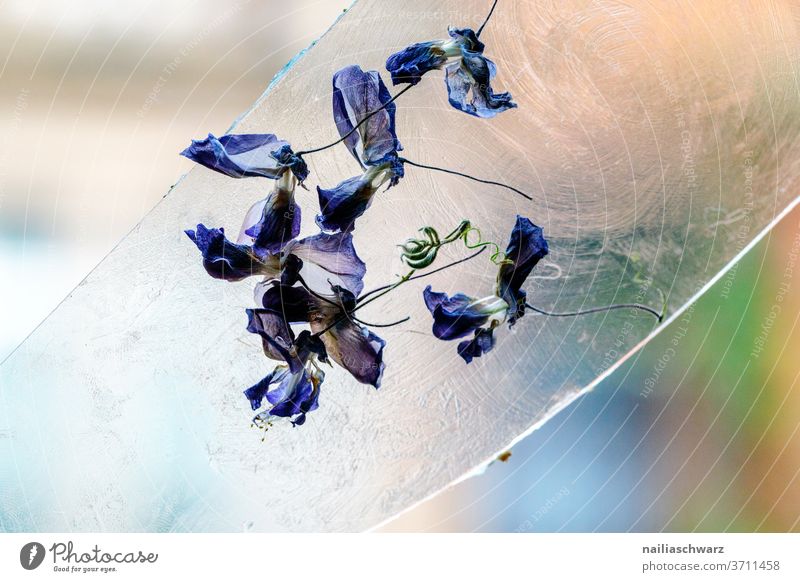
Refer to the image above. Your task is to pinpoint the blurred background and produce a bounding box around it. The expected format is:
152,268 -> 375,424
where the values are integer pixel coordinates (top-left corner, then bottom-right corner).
1,0 -> 798,532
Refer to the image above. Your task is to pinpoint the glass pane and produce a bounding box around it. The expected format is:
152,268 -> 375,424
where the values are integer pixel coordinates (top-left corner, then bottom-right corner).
2,0 -> 799,531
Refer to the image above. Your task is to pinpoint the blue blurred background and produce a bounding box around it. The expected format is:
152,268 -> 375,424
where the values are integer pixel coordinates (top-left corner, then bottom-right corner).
1,0 -> 798,532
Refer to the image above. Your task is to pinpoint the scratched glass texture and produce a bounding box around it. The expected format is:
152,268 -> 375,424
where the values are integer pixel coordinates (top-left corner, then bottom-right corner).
2,0 -> 800,531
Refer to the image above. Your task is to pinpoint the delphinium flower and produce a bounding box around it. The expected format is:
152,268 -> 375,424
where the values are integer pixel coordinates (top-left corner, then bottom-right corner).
243,313 -> 329,428
241,280 -> 398,430
423,215 -> 547,363
424,215 -> 664,363
182,133 -> 308,254
385,1 -> 515,118
181,133 -> 309,181
315,65 -> 405,233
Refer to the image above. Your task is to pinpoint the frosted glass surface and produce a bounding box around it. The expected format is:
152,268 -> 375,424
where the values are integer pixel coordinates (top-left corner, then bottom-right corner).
2,0 -> 800,531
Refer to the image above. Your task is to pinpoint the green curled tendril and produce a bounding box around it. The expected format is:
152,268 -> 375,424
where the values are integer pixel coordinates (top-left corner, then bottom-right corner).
399,220 -> 511,270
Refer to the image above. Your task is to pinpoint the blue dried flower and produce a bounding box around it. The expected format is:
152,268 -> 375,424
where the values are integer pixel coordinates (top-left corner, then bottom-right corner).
243,318 -> 328,427
317,66 -> 405,233
496,215 -> 549,325
185,224 -> 277,282
181,133 -> 309,182
423,215 -> 548,362
332,65 -> 403,169
316,161 -> 403,233
423,288 -> 507,341
386,27 -> 516,118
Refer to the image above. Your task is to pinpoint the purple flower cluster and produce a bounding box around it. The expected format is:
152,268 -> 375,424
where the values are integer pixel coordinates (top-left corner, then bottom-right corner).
181,3 -> 555,430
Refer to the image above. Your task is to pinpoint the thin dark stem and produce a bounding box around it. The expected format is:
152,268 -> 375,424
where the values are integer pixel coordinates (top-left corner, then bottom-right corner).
353,315 -> 411,328
399,157 -> 533,201
356,247 -> 487,305
312,317 -> 342,338
476,0 -> 499,37
311,248 -> 487,340
296,85 -> 414,157
525,302 -> 663,322
294,274 -> 340,308
402,246 -> 487,284
310,247 -> 486,337
309,284 -> 361,339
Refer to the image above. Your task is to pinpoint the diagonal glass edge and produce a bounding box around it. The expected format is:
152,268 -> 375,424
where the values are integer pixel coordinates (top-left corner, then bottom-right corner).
227,1 -> 357,134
